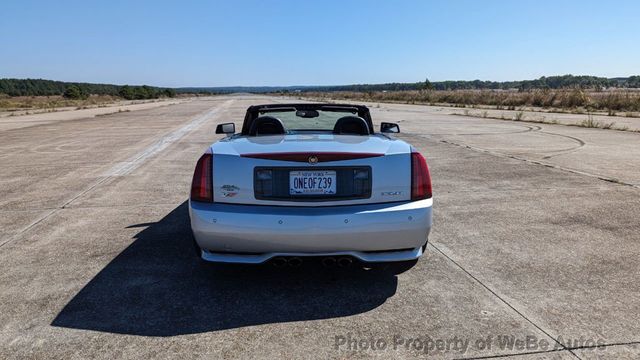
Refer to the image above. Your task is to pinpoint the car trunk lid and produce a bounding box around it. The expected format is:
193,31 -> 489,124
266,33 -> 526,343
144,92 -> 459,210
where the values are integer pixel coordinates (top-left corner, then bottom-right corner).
211,134 -> 411,206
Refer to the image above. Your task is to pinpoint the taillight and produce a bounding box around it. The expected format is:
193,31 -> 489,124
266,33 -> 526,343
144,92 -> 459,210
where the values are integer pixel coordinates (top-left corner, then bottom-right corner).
411,151 -> 432,200
191,153 -> 213,202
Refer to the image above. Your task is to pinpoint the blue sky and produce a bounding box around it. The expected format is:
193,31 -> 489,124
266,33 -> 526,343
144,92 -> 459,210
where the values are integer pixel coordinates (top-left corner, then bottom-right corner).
1,0 -> 638,87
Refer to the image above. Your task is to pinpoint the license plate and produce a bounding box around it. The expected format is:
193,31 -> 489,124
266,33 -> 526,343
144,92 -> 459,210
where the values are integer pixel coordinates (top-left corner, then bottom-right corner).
289,170 -> 336,195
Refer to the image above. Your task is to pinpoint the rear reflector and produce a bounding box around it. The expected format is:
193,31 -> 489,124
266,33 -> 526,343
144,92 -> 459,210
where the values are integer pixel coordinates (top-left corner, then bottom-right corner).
191,153 -> 213,202
241,152 -> 383,162
411,151 -> 432,200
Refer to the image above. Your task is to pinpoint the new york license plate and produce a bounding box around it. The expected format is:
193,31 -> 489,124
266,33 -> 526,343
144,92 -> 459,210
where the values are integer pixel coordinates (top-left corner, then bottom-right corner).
289,170 -> 336,195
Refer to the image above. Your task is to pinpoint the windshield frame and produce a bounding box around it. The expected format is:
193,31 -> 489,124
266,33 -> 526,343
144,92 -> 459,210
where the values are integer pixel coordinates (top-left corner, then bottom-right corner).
241,103 -> 373,135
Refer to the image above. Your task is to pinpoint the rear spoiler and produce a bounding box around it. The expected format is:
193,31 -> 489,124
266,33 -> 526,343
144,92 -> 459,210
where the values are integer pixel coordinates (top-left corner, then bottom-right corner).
255,105 -> 359,114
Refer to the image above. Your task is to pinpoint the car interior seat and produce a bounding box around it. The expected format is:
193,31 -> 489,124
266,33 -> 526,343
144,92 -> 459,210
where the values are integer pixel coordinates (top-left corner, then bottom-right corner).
249,116 -> 286,136
332,116 -> 370,135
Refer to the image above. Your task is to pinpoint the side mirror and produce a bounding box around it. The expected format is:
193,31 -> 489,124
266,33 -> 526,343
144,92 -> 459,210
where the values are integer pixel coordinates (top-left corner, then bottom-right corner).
216,123 -> 235,134
380,122 -> 400,133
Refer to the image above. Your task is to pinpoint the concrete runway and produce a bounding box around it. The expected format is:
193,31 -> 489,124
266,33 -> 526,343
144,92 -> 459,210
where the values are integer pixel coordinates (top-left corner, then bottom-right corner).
0,95 -> 638,359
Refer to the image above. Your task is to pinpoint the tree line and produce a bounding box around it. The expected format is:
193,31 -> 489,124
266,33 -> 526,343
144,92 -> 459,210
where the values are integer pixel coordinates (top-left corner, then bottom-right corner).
0,79 -> 176,99
177,75 -> 640,94
302,75 -> 640,93
3,76 -> 640,98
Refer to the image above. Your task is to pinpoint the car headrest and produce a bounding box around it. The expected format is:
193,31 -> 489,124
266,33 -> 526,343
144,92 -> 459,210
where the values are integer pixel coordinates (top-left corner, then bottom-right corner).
333,116 -> 370,135
249,116 -> 286,136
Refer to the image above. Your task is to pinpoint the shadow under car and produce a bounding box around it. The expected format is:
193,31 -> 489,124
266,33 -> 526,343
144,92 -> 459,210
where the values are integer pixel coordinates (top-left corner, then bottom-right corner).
51,201 -> 398,336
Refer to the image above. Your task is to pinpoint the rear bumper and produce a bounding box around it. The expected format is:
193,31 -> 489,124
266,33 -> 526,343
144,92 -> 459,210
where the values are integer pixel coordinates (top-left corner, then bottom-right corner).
189,198 -> 432,264
201,247 -> 424,264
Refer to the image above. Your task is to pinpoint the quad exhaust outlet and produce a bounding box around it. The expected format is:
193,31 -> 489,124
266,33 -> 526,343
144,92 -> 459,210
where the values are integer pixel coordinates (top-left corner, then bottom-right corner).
337,257 -> 353,268
272,256 -> 354,268
321,257 -> 337,267
272,257 -> 303,268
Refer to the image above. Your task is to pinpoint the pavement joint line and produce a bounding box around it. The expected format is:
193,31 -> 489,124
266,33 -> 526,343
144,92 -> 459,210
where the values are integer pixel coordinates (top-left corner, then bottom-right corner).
454,348 -> 570,360
437,186 -> 607,194
60,202 -> 184,210
461,341 -> 640,359
405,129 -> 637,188
438,139 -> 638,189
0,101 -> 233,251
428,242 -> 581,359
0,162 -> 130,168
566,340 -> 640,351
0,202 -> 182,213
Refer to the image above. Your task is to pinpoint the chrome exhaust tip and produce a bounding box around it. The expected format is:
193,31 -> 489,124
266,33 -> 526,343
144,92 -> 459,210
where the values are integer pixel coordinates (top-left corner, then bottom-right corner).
321,257 -> 336,267
337,257 -> 353,268
272,257 -> 287,268
288,257 -> 302,267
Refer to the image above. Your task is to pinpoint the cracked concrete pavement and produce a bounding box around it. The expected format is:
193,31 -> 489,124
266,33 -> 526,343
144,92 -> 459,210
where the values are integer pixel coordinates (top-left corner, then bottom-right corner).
0,95 -> 638,359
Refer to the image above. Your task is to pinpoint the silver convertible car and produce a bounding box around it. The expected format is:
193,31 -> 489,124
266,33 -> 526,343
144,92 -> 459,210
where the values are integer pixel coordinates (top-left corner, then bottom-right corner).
189,103 -> 432,272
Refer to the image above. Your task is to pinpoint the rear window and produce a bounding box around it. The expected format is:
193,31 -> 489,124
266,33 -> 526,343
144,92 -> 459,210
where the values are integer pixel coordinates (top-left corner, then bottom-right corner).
257,110 -> 356,131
